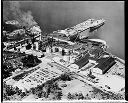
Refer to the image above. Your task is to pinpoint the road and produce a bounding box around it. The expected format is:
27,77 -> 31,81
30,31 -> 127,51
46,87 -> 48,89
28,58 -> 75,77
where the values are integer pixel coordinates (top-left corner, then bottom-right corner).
49,61 -> 119,96
4,51 -> 123,97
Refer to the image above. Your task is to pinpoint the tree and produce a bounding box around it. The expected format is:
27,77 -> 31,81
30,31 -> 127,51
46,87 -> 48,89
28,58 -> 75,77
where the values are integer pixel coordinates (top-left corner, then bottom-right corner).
60,73 -> 72,81
78,93 -> 84,100
20,92 -> 27,98
42,81 -> 63,100
53,90 -> 63,100
3,64 -> 11,79
30,87 -> 36,94
2,35 -> 8,42
3,83 -> 26,101
84,94 -> 91,100
11,94 -> 22,101
2,42 -> 6,48
15,86 -> 22,95
67,92 -> 73,100
21,55 -> 41,67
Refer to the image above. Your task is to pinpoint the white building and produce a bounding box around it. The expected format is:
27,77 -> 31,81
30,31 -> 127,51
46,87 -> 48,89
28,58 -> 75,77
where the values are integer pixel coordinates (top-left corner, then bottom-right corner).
91,67 -> 103,75
34,42 -> 39,51
68,64 -> 79,72
46,47 -> 52,53
63,55 -> 70,62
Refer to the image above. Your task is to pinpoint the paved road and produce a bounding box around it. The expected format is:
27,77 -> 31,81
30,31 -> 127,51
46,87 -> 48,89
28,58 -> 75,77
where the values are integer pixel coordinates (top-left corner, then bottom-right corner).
4,52 -> 124,97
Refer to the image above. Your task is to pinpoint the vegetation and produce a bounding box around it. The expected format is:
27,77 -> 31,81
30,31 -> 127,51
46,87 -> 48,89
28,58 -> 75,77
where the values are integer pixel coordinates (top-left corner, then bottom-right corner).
3,82 -> 28,101
3,64 -> 13,79
67,92 -> 86,100
60,73 -> 72,81
29,78 -> 63,100
66,85 -> 124,100
91,87 -> 124,100
21,55 -> 41,68
29,74 -> 72,100
30,73 -> 72,100
26,43 -> 32,50
3,51 -> 28,79
2,35 -> 8,42
3,57 -> 25,79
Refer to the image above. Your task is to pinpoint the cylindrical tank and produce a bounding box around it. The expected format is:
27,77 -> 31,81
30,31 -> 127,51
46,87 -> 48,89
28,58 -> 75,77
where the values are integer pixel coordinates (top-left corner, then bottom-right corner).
70,57 -> 76,63
63,55 -> 70,61
46,47 -> 52,53
34,42 -> 39,50
52,47 -> 56,52
58,47 -> 62,51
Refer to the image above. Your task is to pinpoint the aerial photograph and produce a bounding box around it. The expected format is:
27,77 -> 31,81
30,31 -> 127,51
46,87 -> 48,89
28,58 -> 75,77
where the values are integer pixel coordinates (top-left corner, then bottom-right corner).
2,1 -> 125,102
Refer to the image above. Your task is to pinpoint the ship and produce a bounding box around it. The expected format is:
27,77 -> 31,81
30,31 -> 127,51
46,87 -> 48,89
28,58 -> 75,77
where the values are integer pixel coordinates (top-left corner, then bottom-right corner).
49,18 -> 105,41
3,18 -> 125,100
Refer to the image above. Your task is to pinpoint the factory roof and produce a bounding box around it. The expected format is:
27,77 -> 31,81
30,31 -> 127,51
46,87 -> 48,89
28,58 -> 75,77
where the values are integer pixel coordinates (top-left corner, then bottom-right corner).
95,57 -> 116,74
74,53 -> 90,69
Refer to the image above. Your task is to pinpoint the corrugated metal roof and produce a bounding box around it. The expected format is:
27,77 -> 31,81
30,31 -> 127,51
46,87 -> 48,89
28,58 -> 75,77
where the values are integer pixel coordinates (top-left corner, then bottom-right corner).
95,57 -> 116,74
74,53 -> 89,69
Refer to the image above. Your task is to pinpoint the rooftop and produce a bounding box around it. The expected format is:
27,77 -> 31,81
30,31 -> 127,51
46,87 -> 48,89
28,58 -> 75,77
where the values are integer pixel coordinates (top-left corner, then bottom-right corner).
74,53 -> 90,69
95,57 -> 116,74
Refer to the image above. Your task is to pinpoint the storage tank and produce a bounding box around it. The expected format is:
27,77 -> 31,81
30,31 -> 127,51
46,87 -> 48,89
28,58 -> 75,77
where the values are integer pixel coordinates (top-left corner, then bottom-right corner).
58,47 -> 62,51
70,59 -> 75,63
52,47 -> 56,52
34,42 -> 39,50
68,64 -> 79,72
63,55 -> 70,61
46,47 -> 52,53
91,67 -> 103,75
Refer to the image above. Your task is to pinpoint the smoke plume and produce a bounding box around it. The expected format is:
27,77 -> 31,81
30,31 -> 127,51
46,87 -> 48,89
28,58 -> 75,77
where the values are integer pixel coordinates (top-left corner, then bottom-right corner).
3,1 -> 37,28
3,1 -> 124,59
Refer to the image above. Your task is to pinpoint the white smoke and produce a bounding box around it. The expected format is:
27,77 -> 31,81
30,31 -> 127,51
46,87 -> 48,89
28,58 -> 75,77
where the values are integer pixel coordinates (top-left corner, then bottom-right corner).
3,1 -> 37,28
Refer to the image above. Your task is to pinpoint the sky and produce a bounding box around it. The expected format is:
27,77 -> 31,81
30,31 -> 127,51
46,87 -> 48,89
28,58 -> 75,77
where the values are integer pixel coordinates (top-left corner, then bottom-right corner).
3,1 -> 124,59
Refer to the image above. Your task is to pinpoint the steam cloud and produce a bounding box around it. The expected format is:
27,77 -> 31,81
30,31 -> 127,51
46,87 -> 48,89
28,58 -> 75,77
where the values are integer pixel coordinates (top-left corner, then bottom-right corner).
3,1 -> 37,28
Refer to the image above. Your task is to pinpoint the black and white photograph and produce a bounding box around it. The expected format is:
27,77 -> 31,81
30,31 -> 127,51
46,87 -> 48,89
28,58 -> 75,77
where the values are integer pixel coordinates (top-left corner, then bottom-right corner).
2,1 -> 125,102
